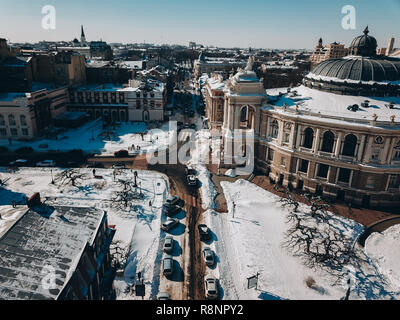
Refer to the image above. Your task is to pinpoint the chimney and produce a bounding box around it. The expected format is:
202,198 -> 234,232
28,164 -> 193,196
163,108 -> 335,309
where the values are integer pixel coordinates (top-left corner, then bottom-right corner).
386,38 -> 395,56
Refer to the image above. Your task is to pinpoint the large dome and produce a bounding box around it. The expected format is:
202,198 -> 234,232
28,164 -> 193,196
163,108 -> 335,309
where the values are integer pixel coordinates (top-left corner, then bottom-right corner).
303,27 -> 400,96
349,26 -> 378,56
309,56 -> 400,82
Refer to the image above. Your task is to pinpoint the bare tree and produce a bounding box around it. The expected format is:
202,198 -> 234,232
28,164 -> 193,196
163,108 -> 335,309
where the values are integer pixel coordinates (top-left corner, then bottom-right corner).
112,179 -> 143,209
283,209 -> 356,274
280,190 -> 299,212
110,240 -> 129,269
55,169 -> 87,187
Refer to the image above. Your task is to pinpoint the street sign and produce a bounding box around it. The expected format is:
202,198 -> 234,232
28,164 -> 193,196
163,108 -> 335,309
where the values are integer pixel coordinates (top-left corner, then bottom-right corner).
247,273 -> 259,290
135,279 -> 145,297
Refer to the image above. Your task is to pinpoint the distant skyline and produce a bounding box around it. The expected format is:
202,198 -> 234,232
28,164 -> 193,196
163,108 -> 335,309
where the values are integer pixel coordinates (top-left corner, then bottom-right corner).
1,0 -> 400,49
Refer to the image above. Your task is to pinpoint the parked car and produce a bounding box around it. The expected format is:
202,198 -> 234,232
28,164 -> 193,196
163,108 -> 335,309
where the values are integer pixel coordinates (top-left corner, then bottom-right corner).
112,162 -> 125,169
162,255 -> 174,277
202,247 -> 215,267
163,236 -> 174,254
165,195 -> 184,207
114,150 -> 129,157
198,224 -> 211,241
204,276 -> 219,299
157,292 -> 171,300
185,168 -> 196,176
161,218 -> 179,231
36,160 -> 56,167
9,159 -> 28,167
187,175 -> 197,187
165,205 -> 182,217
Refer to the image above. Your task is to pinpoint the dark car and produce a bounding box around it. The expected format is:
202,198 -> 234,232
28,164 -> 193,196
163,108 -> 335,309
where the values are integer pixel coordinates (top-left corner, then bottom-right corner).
198,224 -> 211,241
114,150 -> 129,157
164,205 -> 182,217
185,168 -> 196,176
187,175 -> 198,187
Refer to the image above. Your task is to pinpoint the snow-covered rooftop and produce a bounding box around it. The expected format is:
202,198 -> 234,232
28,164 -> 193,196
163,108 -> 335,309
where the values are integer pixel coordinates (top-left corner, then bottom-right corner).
0,205 -> 105,300
265,85 -> 400,125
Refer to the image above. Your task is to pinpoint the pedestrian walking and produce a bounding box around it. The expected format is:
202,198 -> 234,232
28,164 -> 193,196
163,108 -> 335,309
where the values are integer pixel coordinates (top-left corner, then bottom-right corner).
92,169 -> 96,176
12,200 -> 16,208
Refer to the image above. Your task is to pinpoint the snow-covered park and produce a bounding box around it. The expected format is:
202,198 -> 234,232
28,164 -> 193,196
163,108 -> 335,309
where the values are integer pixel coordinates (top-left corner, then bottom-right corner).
0,119 -> 177,156
199,178 -> 400,300
0,167 -> 170,300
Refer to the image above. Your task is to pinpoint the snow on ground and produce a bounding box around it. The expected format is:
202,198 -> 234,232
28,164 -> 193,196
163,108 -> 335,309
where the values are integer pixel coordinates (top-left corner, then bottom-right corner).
205,179 -> 399,300
0,167 -> 169,300
365,225 -> 400,292
0,119 -> 176,156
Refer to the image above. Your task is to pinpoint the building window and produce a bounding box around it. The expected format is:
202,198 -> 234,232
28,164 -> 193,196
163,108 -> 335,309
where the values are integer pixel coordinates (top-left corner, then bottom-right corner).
10,128 -> 18,136
342,134 -> 357,157
8,114 -> 16,126
320,131 -> 335,153
371,148 -> 381,162
298,159 -> 309,173
267,149 -> 274,161
136,100 -> 141,109
136,92 -> 140,98
119,93 -> 125,102
283,132 -> 290,144
316,163 -> 329,179
366,176 -> 375,189
0,128 -> 6,136
388,175 -> 400,189
303,127 -> 314,149
271,120 -> 279,139
20,115 -> 27,126
22,128 -> 29,136
150,92 -> 155,98
280,157 -> 286,168
393,150 -> 400,161
0,115 -> 5,126
338,168 -> 351,184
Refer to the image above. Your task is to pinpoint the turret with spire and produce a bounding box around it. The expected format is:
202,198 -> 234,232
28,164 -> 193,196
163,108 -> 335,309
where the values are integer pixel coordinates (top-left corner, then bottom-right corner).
80,25 -> 87,46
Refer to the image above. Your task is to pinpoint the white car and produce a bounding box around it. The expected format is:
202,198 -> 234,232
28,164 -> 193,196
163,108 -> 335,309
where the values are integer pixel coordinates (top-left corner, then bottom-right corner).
205,276 -> 219,299
9,159 -> 28,167
36,160 -> 56,167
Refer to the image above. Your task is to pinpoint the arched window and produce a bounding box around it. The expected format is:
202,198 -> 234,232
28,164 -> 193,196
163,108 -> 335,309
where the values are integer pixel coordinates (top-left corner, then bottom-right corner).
112,110 -> 117,121
0,115 -> 5,126
342,134 -> 358,157
8,114 -> 16,126
321,131 -> 335,153
240,106 -> 247,123
271,120 -> 279,139
303,127 -> 314,149
20,115 -> 27,126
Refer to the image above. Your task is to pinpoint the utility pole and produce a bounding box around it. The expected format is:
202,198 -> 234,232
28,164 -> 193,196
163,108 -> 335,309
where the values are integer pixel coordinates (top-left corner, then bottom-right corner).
232,202 -> 236,218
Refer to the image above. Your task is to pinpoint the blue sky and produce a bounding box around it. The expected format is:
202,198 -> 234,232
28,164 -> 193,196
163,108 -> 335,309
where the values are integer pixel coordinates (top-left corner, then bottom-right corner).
1,0 -> 400,49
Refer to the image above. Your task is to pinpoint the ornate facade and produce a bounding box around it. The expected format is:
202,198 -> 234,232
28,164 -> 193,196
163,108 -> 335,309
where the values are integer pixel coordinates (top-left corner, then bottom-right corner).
206,29 -> 400,209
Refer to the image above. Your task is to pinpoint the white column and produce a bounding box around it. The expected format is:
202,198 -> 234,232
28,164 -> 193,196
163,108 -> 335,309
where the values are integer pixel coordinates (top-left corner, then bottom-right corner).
357,135 -> 366,161
289,123 -> 296,148
381,137 -> 391,165
386,137 -> 396,164
295,124 -> 302,148
334,132 -> 343,157
313,128 -> 321,153
362,136 -> 373,163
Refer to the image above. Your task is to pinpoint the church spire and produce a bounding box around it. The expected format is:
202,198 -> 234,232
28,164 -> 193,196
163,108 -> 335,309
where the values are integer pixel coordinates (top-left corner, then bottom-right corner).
80,25 -> 86,45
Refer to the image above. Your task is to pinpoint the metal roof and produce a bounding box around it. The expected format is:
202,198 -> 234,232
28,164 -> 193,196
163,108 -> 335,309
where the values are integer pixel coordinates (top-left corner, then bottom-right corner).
0,205 -> 105,300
